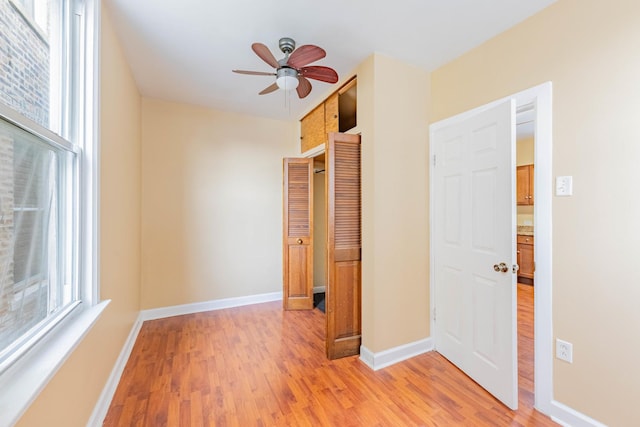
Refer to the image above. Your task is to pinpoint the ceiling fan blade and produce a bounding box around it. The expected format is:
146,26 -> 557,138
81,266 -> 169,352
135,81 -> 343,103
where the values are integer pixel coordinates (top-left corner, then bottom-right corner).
251,43 -> 280,68
287,45 -> 326,68
233,69 -> 276,76
259,82 -> 279,95
296,76 -> 312,99
300,66 -> 339,84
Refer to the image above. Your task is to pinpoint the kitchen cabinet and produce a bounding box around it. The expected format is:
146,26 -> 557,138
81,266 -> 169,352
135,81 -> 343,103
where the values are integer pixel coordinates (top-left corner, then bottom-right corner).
300,77 -> 356,153
517,164 -> 534,205
517,234 -> 534,283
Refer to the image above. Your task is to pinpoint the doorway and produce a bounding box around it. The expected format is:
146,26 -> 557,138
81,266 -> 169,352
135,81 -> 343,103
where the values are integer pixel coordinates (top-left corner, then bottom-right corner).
516,104 -> 536,410
430,82 -> 553,415
312,154 -> 327,312
282,133 -> 363,360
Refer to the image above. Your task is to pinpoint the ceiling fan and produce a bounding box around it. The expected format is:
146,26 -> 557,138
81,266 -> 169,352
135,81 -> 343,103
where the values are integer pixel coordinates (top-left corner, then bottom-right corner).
232,37 -> 339,99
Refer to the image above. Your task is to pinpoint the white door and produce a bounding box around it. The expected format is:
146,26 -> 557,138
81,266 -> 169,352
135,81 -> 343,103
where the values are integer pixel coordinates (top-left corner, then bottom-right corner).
432,99 -> 518,409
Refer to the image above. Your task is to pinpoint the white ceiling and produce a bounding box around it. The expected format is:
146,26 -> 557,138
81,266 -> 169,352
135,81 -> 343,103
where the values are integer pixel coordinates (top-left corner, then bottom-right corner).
105,0 -> 557,122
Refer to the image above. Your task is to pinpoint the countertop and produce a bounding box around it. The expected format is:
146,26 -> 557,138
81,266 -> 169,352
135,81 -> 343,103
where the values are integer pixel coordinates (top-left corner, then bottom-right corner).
517,225 -> 534,236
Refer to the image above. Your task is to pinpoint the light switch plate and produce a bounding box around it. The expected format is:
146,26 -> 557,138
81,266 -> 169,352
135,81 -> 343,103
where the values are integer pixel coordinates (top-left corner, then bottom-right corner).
555,176 -> 573,196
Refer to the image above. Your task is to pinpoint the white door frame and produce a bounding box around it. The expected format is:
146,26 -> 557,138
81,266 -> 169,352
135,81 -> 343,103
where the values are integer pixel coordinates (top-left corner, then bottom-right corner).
429,82 -> 553,415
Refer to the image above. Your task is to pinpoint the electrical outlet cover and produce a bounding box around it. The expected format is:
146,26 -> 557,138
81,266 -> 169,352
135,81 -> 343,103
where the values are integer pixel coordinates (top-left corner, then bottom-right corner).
556,338 -> 573,363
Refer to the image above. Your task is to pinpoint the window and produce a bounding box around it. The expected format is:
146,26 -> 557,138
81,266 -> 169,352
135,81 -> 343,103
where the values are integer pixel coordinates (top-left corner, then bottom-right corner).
0,118 -> 78,368
0,0 -> 97,381
9,0 -> 49,36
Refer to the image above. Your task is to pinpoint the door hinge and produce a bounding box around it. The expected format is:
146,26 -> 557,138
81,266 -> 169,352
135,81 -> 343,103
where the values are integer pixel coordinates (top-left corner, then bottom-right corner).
433,155 -> 436,166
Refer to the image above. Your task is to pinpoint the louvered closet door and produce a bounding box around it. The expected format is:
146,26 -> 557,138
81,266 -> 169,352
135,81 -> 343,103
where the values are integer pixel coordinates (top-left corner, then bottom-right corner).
326,133 -> 362,359
283,158 -> 314,310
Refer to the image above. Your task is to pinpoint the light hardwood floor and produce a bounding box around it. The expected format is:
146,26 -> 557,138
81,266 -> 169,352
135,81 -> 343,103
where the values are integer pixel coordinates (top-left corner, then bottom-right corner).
104,284 -> 556,426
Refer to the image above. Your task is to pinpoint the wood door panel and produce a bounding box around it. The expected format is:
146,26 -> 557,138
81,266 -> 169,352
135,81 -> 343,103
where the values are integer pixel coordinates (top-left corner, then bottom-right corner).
516,164 -> 534,205
334,248 -> 360,262
325,93 -> 339,134
287,245 -> 310,297
326,132 -> 362,360
517,242 -> 534,280
283,158 -> 314,310
516,165 -> 529,205
528,165 -> 534,205
301,103 -> 325,153
330,261 -> 361,340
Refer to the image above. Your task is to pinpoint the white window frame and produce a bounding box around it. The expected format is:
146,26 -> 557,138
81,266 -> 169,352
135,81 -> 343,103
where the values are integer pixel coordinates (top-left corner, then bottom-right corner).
8,0 -> 49,45
0,0 -> 105,425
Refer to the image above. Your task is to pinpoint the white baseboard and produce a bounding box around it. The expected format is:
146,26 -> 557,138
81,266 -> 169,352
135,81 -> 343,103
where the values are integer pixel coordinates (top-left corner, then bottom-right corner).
549,400 -> 607,427
138,291 -> 282,321
313,286 -> 326,293
87,314 -> 143,427
358,341 -> 605,426
360,337 -> 434,371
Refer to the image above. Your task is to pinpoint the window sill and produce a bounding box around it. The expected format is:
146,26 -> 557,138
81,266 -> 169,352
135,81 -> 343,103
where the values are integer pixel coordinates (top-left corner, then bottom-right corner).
0,300 -> 110,427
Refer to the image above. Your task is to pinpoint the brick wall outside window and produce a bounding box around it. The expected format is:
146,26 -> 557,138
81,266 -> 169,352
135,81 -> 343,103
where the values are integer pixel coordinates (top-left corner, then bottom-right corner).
0,0 -> 50,344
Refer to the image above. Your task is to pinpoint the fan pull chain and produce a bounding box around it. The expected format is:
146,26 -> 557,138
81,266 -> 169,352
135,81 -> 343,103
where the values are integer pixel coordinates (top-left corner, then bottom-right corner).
284,87 -> 291,115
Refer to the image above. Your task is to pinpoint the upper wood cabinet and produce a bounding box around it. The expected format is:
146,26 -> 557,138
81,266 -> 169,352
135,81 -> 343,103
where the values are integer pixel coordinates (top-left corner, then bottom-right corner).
300,77 -> 356,153
300,103 -> 326,153
516,164 -> 534,205
325,93 -> 339,136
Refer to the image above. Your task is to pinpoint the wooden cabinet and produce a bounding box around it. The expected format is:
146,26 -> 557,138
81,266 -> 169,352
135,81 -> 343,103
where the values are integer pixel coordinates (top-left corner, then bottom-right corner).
300,103 -> 326,153
325,93 -> 339,136
517,234 -> 534,283
300,77 -> 356,153
300,93 -> 339,153
517,164 -> 534,205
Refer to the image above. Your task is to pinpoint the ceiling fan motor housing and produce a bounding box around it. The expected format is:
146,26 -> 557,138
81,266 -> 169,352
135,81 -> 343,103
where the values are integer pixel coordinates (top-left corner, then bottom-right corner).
277,67 -> 298,79
279,37 -> 296,54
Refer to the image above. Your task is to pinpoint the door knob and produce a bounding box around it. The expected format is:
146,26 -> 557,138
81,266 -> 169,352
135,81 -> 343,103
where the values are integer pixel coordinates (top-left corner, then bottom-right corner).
297,238 -> 303,244
493,262 -> 509,273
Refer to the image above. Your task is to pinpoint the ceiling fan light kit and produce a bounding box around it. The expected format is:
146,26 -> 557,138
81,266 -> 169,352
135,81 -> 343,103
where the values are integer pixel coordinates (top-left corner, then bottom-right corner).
232,37 -> 339,99
276,67 -> 299,90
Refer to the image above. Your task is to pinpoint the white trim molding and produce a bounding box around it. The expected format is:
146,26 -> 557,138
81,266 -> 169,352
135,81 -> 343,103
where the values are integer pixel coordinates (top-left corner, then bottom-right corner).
139,291 -> 283,322
550,400 -> 607,427
429,82 -> 554,415
313,286 -> 326,294
360,338 -> 434,371
301,143 -> 325,158
0,300 -> 109,427
87,314 -> 143,427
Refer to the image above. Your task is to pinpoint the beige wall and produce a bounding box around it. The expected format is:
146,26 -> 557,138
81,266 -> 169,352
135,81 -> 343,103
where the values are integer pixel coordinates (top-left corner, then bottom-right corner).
140,99 -> 298,309
432,0 -> 640,424
16,5 -> 142,426
516,136 -> 534,166
517,136 -> 534,225
358,54 -> 431,353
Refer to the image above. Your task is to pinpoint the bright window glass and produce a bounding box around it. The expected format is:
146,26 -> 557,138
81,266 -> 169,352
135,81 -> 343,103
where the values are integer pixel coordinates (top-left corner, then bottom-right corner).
0,0 -> 83,372
0,118 -> 77,364
4,0 -> 64,134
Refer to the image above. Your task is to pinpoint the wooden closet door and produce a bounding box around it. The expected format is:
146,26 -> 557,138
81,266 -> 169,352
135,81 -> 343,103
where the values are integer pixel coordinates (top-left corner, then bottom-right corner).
326,133 -> 362,359
283,158 -> 314,310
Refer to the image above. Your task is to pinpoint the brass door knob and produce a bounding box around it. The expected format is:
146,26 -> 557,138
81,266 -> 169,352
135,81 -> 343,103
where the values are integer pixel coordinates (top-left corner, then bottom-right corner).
297,238 -> 303,244
493,262 -> 509,273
